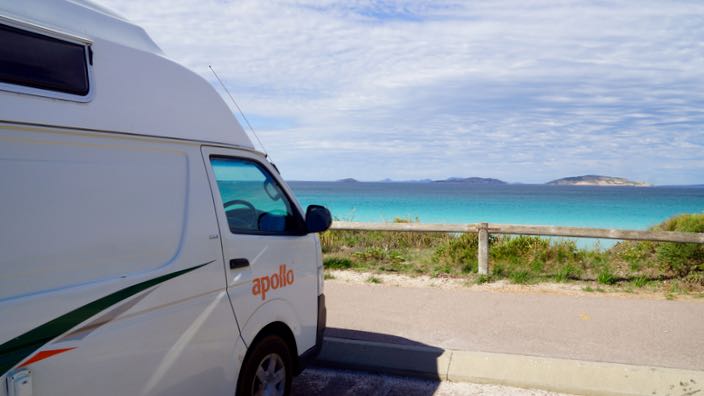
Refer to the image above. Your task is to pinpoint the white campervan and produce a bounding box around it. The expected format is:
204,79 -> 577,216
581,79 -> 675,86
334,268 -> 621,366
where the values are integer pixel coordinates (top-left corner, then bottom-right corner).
0,1 -> 330,395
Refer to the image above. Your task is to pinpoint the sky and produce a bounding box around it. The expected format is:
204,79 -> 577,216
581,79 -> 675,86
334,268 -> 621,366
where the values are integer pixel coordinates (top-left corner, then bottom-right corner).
99,0 -> 704,185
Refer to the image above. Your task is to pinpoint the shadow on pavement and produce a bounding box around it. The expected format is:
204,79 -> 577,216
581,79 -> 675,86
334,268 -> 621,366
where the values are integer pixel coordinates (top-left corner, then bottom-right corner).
294,327 -> 444,395
325,327 -> 439,348
292,367 -> 444,396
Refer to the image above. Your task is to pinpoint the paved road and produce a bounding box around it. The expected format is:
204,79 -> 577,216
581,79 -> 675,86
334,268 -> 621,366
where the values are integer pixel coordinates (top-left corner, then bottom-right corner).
292,368 -> 569,396
325,281 -> 704,370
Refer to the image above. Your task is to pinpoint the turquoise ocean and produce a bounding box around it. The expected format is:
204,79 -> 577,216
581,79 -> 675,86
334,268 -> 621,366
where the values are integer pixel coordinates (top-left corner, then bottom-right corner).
289,182 -> 704,246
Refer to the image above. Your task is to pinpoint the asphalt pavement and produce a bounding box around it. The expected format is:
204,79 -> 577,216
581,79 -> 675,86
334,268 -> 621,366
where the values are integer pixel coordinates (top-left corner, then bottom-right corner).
324,280 -> 704,370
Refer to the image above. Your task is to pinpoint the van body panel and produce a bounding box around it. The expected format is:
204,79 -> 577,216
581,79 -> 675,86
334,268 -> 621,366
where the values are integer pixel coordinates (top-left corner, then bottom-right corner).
23,290 -> 239,396
0,125 -> 188,299
201,146 -> 319,356
0,125 -> 240,394
238,298 -> 305,349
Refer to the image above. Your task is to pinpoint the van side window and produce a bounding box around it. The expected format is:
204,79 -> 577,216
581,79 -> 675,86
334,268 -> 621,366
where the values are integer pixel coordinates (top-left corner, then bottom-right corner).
0,23 -> 91,97
210,157 -> 304,235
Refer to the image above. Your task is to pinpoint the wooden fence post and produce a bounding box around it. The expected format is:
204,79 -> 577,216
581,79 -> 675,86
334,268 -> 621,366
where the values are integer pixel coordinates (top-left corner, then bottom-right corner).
478,222 -> 489,275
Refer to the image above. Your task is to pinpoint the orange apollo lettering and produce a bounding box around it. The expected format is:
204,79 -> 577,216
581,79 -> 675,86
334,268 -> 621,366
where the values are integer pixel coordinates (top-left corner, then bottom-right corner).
251,264 -> 295,300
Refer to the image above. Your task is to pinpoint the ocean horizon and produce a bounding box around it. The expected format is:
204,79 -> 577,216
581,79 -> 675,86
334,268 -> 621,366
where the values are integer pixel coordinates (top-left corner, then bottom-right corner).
289,182 -> 704,242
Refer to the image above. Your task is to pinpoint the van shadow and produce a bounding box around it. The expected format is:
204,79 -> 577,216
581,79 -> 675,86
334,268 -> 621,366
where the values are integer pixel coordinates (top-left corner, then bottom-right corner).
292,327 -> 444,395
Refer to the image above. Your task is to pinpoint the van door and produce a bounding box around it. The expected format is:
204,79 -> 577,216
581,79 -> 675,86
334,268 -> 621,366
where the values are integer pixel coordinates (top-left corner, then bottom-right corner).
201,146 -> 318,352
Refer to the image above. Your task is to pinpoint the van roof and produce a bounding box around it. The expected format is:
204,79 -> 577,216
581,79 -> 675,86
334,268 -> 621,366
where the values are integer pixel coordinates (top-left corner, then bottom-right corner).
0,0 -> 255,149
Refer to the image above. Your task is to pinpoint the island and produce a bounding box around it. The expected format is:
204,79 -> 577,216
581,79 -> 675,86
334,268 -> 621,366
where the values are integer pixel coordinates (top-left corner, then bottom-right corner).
546,175 -> 651,187
434,177 -> 507,185
336,178 -> 359,183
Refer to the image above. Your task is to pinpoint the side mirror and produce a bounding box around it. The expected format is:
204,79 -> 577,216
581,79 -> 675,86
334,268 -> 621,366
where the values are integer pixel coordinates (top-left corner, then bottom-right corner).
305,205 -> 332,233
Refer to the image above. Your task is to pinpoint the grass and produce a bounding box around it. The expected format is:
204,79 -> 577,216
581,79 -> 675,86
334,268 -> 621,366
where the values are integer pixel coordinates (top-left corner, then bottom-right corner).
321,214 -> 704,294
633,276 -> 649,288
476,274 -> 492,284
596,266 -> 617,285
324,257 -> 354,270
509,270 -> 531,284
555,263 -> 580,282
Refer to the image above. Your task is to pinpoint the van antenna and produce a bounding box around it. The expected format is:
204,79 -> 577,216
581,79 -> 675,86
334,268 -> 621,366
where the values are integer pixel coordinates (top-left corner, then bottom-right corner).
208,65 -> 270,158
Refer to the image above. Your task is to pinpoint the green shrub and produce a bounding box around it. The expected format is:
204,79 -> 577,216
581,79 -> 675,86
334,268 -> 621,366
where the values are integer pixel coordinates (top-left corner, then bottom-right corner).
633,276 -> 648,288
616,241 -> 655,271
682,270 -> 704,287
555,263 -> 580,282
324,257 -> 353,269
491,235 -> 549,261
351,247 -> 408,265
551,239 -> 581,263
319,213 -> 703,292
476,274 -> 492,284
388,250 -> 407,263
431,265 -> 452,277
492,263 -> 508,278
654,213 -> 704,233
652,214 -> 704,277
597,266 -> 617,285
432,233 -> 479,274
657,243 -> 703,276
320,219 -> 452,253
353,247 -> 386,261
509,270 -> 531,284
530,258 -> 545,272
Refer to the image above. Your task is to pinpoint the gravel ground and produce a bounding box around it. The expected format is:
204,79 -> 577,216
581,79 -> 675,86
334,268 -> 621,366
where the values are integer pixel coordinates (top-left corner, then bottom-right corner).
326,269 -> 690,300
292,368 -> 571,396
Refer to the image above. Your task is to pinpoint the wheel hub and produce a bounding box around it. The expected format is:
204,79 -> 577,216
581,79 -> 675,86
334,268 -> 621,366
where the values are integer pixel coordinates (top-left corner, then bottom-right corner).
253,353 -> 285,396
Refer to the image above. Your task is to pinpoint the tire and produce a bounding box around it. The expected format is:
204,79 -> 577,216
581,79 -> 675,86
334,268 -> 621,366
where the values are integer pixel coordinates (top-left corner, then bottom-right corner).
237,335 -> 293,396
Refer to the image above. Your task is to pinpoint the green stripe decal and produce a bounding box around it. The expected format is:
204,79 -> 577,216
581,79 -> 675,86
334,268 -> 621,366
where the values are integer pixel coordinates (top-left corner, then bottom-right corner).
0,261 -> 213,376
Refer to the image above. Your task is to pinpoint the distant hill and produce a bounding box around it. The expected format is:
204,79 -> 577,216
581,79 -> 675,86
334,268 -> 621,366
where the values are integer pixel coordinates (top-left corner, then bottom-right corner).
336,178 -> 359,183
384,179 -> 433,183
378,178 -> 433,183
434,177 -> 507,185
546,175 -> 651,187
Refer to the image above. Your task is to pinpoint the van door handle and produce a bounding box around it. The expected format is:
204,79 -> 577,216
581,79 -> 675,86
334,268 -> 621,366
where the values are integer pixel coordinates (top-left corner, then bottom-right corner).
229,258 -> 250,269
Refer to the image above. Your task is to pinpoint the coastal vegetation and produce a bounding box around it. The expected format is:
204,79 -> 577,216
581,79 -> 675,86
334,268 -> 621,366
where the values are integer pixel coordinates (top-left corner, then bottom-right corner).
320,214 -> 704,296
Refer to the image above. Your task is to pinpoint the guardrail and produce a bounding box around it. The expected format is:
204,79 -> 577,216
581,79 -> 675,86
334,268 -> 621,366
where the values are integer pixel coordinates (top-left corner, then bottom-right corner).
330,221 -> 704,275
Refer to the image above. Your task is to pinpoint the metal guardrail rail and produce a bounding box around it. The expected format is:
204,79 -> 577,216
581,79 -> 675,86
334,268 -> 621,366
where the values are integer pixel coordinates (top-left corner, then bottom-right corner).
330,221 -> 704,274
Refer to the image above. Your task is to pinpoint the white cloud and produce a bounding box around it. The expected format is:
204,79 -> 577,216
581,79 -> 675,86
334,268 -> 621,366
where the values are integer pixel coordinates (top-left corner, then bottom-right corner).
98,0 -> 704,184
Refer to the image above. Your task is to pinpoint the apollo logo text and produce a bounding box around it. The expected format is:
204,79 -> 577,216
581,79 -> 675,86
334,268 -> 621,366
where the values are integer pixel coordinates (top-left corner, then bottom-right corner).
252,264 -> 294,300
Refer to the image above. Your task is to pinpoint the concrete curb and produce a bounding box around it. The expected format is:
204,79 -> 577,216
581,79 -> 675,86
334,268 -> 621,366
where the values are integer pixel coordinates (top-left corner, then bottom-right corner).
315,337 -> 704,396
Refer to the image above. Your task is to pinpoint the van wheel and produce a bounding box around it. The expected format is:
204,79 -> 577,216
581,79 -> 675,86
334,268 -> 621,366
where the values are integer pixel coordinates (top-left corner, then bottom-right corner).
237,335 -> 292,396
